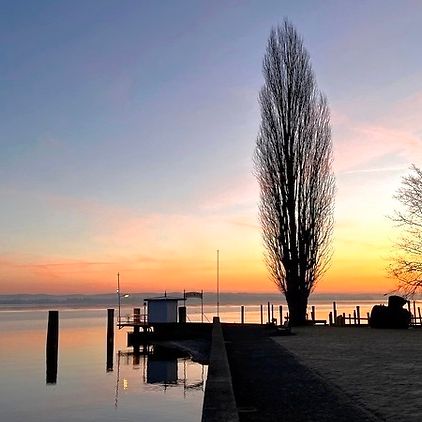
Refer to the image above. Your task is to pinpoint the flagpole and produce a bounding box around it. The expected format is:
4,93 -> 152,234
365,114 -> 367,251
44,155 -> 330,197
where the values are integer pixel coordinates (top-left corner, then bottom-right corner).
117,272 -> 121,325
217,250 -> 220,318
201,289 -> 204,323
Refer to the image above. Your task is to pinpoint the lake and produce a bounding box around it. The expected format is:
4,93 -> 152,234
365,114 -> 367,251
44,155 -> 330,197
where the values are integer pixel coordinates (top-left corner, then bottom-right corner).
1,295 -> 421,421
0,309 -> 206,422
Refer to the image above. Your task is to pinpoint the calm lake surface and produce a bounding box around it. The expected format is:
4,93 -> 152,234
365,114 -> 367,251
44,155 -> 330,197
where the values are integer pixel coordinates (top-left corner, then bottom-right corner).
0,309 -> 207,422
1,297 -> 421,421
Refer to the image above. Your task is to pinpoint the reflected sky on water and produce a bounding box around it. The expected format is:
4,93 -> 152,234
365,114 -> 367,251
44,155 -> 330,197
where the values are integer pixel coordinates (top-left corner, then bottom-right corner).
0,309 -> 206,422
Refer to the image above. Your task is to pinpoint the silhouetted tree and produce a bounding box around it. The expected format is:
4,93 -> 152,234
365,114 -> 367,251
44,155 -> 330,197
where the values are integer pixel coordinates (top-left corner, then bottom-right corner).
254,21 -> 335,325
390,165 -> 422,296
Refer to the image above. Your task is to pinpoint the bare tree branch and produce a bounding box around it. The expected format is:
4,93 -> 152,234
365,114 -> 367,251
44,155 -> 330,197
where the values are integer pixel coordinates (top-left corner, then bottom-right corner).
389,165 -> 422,296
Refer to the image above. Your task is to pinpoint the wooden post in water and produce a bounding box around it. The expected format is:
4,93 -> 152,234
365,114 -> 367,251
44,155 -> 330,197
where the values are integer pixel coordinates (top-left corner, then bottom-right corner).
260,304 -> 263,325
267,302 -> 271,324
271,304 -> 274,323
356,306 -> 361,326
348,314 -> 351,325
353,310 -> 357,325
279,305 -> 283,326
413,301 -> 417,326
311,306 -> 315,322
418,307 -> 422,326
241,306 -> 245,324
328,312 -> 333,326
46,310 -> 59,384
106,308 -> 114,372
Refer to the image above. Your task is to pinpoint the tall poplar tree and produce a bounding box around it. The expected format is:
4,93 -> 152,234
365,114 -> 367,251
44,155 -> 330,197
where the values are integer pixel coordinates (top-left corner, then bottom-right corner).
254,21 -> 335,325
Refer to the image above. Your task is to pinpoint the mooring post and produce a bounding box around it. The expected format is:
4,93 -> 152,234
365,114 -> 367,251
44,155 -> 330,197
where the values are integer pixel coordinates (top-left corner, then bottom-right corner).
328,311 -> 333,326
333,302 -> 337,323
311,305 -> 315,322
267,302 -> 271,324
106,308 -> 114,372
46,310 -> 59,384
348,314 -> 351,325
356,306 -> 361,326
241,305 -> 245,324
260,304 -> 263,325
353,309 -> 357,325
279,305 -> 283,326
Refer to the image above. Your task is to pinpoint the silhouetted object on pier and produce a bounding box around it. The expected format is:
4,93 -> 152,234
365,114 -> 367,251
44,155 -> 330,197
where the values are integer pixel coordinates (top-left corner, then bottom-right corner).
46,310 -> 59,384
106,308 -> 114,372
179,306 -> 187,323
369,295 -> 411,329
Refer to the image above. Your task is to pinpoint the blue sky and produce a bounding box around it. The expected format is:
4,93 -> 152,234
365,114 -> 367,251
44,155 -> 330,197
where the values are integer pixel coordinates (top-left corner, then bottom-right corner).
1,1 -> 421,293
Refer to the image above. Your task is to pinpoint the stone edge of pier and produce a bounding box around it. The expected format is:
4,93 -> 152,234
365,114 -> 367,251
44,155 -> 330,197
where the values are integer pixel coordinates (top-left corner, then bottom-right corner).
201,317 -> 239,422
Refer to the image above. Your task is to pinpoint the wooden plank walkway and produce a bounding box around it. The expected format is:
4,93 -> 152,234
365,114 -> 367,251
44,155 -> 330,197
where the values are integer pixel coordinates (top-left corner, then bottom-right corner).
223,324 -> 380,422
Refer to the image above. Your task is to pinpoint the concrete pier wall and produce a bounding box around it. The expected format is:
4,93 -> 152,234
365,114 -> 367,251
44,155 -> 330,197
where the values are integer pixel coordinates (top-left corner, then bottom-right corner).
201,317 -> 239,422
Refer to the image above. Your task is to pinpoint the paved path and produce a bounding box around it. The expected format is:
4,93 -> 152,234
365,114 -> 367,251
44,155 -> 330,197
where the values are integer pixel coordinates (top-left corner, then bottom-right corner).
223,324 -> 380,422
273,326 -> 422,421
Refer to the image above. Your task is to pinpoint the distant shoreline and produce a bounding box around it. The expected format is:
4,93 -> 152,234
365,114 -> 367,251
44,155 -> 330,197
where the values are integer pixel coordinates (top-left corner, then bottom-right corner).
1,291 -> 419,308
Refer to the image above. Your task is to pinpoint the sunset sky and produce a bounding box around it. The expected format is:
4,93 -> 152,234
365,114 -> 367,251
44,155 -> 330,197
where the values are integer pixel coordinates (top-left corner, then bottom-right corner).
1,1 -> 421,294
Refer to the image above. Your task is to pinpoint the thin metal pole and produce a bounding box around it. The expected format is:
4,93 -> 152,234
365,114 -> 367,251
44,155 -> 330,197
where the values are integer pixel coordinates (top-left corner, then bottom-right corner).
117,272 -> 121,325
201,289 -> 204,323
217,250 -> 220,318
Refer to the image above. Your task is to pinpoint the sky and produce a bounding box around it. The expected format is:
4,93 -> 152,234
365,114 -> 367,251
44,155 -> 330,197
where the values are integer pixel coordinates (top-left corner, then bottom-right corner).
1,0 -> 421,295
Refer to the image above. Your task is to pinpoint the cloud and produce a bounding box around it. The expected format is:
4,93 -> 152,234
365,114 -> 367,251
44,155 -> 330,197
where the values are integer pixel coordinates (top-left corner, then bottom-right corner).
341,166 -> 407,175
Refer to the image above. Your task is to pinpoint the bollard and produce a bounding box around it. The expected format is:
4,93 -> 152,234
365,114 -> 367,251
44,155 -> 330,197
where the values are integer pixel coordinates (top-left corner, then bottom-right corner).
46,310 -> 59,384
106,308 -> 114,372
333,302 -> 337,322
241,305 -> 245,324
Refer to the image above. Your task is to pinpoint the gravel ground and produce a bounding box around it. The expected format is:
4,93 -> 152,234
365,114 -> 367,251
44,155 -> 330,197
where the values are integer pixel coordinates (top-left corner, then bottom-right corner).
274,326 -> 422,421
223,324 -> 379,421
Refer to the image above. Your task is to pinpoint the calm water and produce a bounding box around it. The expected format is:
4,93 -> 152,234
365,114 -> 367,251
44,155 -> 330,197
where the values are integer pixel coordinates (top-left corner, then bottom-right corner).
0,309 -> 206,422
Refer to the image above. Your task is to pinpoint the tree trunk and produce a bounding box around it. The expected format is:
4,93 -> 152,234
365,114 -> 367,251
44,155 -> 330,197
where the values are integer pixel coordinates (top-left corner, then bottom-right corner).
286,292 -> 308,326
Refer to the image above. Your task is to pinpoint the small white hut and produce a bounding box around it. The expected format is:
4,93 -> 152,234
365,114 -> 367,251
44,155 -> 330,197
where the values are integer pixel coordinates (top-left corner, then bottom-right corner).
145,295 -> 184,323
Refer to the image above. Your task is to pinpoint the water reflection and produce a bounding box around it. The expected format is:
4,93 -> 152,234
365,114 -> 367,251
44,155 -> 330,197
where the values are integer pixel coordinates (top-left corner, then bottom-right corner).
114,345 -> 206,407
